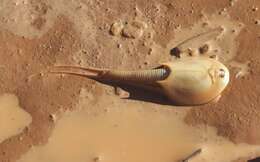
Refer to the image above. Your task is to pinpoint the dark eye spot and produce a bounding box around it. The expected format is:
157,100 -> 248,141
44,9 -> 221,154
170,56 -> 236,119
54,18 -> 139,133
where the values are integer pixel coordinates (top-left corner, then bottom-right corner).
219,69 -> 225,78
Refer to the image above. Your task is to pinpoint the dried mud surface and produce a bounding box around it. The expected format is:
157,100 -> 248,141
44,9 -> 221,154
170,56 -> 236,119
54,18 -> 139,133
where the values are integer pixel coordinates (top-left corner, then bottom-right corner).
0,0 -> 259,162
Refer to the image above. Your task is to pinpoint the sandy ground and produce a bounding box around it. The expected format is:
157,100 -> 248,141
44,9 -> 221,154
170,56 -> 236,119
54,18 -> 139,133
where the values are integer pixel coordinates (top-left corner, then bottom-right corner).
0,0 -> 259,162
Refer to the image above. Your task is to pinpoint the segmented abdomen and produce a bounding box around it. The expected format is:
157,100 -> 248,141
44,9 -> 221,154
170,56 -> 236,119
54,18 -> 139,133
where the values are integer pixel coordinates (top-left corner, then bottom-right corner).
104,68 -> 169,82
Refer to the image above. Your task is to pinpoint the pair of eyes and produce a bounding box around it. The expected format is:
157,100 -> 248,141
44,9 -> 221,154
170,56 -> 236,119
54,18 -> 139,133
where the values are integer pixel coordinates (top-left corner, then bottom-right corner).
217,68 -> 226,78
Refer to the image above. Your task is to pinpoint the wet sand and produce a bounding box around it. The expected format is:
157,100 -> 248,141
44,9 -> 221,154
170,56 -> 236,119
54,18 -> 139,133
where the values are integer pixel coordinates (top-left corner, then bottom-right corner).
0,0 -> 259,162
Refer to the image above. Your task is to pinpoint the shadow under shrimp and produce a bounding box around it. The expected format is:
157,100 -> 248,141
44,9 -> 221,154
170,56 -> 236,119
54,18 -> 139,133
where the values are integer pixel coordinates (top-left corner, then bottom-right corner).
95,79 -> 177,106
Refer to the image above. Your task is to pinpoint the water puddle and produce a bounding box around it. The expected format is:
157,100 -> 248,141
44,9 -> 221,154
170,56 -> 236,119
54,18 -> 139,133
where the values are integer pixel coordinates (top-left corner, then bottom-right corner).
17,89 -> 260,162
0,93 -> 32,143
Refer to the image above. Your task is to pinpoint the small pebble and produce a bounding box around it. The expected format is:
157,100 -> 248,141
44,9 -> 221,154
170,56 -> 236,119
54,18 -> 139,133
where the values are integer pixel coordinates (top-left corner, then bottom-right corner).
122,24 -> 143,39
110,21 -> 124,36
202,22 -> 209,27
218,9 -> 226,15
82,50 -> 87,54
231,29 -> 236,33
252,7 -> 258,12
229,0 -> 237,6
148,48 -> 153,55
254,19 -> 260,25
147,32 -> 153,39
170,47 -> 181,58
199,44 -> 209,54
19,136 -> 23,141
187,48 -> 197,57
144,61 -> 149,65
114,87 -> 130,98
209,55 -> 219,60
117,43 -> 122,48
49,114 -> 57,122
